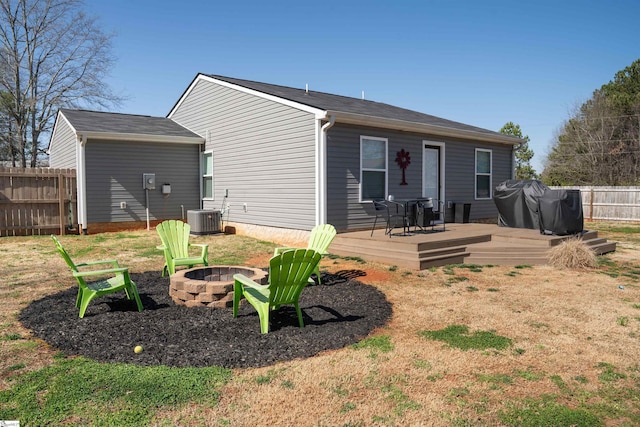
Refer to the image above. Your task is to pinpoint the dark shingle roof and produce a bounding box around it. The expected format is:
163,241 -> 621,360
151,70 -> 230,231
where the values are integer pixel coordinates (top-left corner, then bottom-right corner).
205,74 -> 506,138
60,109 -> 201,138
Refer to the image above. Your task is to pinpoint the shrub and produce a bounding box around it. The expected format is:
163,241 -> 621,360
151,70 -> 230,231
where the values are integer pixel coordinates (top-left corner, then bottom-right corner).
548,238 -> 597,270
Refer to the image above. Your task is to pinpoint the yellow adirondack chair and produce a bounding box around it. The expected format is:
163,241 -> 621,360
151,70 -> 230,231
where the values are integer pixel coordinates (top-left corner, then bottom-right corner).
156,220 -> 209,276
273,224 -> 336,285
233,248 -> 322,334
51,235 -> 143,318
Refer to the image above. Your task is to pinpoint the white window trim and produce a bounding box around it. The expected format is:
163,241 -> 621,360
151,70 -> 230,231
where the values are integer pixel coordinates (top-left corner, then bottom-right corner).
360,135 -> 388,202
475,148 -> 492,200
202,150 -> 214,201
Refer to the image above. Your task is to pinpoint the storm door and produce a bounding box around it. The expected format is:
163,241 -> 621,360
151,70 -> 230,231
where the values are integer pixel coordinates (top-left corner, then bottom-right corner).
422,143 -> 443,209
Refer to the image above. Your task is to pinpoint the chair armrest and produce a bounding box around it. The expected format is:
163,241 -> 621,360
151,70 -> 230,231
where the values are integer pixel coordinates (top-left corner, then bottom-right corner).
189,243 -> 208,258
273,246 -> 296,256
76,259 -> 120,268
233,273 -> 267,291
73,267 -> 128,277
156,245 -> 165,250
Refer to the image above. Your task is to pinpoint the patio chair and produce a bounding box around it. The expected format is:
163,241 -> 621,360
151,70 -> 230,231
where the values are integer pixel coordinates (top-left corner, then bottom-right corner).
371,200 -> 411,237
233,248 -> 322,334
273,224 -> 337,285
370,200 -> 389,236
156,219 -> 209,276
51,235 -> 144,318
413,199 -> 446,233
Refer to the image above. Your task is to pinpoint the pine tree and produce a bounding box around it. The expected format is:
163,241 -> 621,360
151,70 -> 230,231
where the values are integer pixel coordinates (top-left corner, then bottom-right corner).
499,122 -> 538,180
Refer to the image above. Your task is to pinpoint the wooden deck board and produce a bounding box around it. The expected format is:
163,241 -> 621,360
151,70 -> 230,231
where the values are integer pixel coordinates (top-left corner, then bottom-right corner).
329,223 -> 616,270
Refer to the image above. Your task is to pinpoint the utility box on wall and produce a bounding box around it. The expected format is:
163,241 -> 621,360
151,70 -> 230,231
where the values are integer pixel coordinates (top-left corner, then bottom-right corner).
187,209 -> 221,235
142,173 -> 156,190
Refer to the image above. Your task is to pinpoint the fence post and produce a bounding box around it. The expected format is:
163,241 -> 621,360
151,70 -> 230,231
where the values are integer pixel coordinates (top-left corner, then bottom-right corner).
58,172 -> 65,235
589,188 -> 594,221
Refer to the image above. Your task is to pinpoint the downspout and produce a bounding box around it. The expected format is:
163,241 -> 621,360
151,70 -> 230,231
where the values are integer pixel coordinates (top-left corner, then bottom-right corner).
76,135 -> 88,234
317,115 -> 335,225
511,144 -> 516,179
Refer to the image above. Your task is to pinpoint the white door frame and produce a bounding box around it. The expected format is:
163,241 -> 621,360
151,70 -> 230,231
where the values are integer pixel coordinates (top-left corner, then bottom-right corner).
422,141 -> 446,212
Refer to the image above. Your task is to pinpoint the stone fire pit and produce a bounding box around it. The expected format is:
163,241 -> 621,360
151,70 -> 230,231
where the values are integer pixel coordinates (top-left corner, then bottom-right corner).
169,266 -> 268,308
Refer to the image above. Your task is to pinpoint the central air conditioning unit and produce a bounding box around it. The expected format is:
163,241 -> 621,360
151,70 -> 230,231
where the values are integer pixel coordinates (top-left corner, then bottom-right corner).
187,209 -> 221,235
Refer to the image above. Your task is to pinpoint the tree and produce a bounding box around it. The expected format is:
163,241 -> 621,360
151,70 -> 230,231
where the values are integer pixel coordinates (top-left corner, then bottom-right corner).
600,59 -> 640,114
542,58 -> 640,185
499,122 -> 538,180
0,91 -> 18,163
0,0 -> 122,167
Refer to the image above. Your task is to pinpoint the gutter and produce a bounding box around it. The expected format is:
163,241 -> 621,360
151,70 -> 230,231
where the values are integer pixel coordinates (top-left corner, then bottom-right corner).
77,132 -> 204,145
76,135 -> 88,234
317,115 -> 335,225
326,110 -> 520,145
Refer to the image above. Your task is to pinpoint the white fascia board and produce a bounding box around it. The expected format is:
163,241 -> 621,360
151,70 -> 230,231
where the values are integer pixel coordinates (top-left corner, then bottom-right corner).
78,132 -> 204,144
328,111 -> 521,146
48,111 -> 77,152
170,74 -> 327,120
168,76 -> 199,118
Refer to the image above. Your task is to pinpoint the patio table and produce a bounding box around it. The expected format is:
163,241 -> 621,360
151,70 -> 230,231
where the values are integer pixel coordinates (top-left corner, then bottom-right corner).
385,200 -> 414,236
391,198 -> 446,234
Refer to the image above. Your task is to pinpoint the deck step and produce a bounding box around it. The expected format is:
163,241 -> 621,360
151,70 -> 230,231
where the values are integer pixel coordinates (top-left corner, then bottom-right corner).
464,242 -> 548,266
329,224 -> 616,270
590,241 -> 617,255
331,239 -> 471,270
464,255 -> 549,266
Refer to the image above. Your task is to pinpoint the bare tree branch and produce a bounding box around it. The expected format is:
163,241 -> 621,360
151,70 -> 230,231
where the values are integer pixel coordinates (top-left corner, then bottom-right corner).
0,0 -> 122,166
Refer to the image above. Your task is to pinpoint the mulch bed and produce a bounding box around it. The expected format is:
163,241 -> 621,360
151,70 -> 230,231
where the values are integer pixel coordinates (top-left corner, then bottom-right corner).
19,270 -> 392,369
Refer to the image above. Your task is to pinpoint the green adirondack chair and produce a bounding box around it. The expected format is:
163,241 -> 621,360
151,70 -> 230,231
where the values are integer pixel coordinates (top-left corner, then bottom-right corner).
273,224 -> 336,285
233,248 -> 322,334
156,219 -> 209,276
51,235 -> 144,318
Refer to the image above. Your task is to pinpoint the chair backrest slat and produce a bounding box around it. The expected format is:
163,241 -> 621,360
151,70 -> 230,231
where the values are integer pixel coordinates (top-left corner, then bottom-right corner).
307,224 -> 337,255
268,249 -> 321,305
51,235 -> 90,290
51,235 -> 79,273
373,200 -> 387,211
157,220 -> 191,258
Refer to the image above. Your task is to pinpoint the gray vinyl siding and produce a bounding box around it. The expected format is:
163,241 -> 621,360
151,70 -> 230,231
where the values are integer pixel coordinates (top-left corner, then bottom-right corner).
326,124 -> 514,231
443,140 -> 513,220
171,79 -> 318,230
85,141 -> 200,223
49,116 -> 77,169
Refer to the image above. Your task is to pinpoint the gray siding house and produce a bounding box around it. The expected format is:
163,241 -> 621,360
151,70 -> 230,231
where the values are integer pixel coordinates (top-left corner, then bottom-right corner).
49,73 -> 520,235
48,109 -> 204,233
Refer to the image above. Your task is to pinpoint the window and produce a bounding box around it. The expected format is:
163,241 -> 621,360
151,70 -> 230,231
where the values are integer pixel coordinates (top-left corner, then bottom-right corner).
475,148 -> 492,199
202,151 -> 213,199
360,136 -> 387,201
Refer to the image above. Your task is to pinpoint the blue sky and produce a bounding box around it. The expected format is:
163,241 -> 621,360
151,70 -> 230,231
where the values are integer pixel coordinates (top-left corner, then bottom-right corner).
86,0 -> 640,173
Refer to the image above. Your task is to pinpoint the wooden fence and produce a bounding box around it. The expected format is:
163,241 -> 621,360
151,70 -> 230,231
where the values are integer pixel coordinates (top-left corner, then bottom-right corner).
0,167 -> 77,236
551,186 -> 640,222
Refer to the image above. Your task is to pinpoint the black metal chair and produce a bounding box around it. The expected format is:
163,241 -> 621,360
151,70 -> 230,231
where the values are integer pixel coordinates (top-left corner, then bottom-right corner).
385,200 -> 412,236
414,199 -> 445,232
371,200 -> 389,236
414,201 -> 434,232
434,200 -> 446,232
371,200 -> 411,237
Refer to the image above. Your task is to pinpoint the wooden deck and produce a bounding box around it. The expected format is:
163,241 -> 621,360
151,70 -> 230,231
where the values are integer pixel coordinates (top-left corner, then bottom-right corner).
329,223 -> 617,270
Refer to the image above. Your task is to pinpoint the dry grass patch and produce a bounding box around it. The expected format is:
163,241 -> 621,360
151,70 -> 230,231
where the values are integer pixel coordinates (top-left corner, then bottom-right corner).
547,237 -> 598,269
